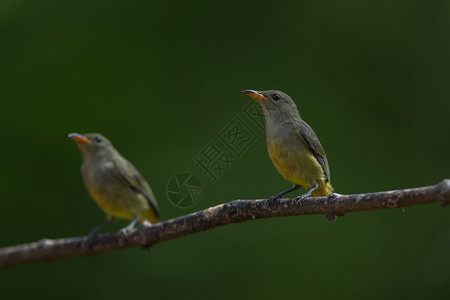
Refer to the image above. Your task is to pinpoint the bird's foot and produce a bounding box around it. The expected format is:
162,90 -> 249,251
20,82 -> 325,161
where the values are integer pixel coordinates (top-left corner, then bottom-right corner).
119,216 -> 139,235
84,232 -> 99,249
88,230 -> 99,240
295,194 -> 309,204
265,195 -> 281,207
119,226 -> 135,235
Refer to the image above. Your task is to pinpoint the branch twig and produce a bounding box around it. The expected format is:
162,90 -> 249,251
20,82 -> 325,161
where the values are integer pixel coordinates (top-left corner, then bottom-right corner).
1,180 -> 449,269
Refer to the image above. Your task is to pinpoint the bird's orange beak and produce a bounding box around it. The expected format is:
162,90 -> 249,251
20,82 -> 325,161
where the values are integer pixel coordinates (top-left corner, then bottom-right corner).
242,90 -> 267,101
68,133 -> 91,144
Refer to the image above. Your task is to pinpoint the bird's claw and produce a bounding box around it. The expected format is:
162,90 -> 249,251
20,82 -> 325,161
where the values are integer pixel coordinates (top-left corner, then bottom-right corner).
295,194 -> 308,204
119,216 -> 139,235
119,227 -> 134,236
88,232 -> 98,240
84,233 -> 99,249
265,195 -> 280,207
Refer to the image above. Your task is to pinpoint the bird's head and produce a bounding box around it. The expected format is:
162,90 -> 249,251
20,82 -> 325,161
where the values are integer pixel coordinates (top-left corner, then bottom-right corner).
242,89 -> 301,122
68,133 -> 115,160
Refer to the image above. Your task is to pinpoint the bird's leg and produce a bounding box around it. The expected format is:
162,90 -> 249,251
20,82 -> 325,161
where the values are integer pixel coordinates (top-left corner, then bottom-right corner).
88,216 -> 115,239
295,182 -> 318,204
119,215 -> 140,234
84,216 -> 115,249
266,185 -> 300,206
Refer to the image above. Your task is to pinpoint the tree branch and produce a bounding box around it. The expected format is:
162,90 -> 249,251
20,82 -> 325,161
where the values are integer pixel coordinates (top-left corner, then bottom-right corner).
1,180 -> 449,269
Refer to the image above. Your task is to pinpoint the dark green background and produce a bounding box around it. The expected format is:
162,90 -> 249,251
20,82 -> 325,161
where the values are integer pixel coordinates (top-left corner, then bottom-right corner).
1,0 -> 449,298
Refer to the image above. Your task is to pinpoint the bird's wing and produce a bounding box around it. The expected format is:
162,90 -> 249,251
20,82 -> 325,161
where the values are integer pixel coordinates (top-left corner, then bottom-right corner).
298,120 -> 331,182
113,157 -> 160,218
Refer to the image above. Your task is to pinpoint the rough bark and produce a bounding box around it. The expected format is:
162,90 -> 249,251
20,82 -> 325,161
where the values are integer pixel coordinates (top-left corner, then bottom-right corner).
0,180 -> 448,269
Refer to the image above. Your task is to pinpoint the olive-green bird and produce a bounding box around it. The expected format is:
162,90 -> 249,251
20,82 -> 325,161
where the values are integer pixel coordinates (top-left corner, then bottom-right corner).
69,133 -> 160,236
242,90 -> 335,220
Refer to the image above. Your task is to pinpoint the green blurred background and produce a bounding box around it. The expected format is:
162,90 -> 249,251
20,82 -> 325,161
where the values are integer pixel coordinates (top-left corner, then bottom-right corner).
1,0 -> 449,298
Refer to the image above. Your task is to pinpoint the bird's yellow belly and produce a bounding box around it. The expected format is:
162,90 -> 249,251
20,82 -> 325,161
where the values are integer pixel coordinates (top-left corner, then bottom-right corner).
84,175 -> 155,222
267,139 -> 325,190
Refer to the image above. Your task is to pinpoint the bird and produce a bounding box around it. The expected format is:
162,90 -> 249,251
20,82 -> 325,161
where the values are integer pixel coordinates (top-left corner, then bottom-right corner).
242,90 -> 335,221
69,132 -> 160,236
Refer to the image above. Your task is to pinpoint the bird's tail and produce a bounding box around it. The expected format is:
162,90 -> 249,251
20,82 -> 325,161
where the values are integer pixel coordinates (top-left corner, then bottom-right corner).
141,209 -> 159,224
312,181 -> 334,197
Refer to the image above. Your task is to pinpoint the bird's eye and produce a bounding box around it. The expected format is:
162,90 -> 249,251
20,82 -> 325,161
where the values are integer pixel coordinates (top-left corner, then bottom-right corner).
272,94 -> 281,101
95,136 -> 102,143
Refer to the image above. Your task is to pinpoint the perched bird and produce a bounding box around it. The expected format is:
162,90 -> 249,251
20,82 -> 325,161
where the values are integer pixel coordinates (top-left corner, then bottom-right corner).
242,90 -> 335,220
69,133 -> 160,236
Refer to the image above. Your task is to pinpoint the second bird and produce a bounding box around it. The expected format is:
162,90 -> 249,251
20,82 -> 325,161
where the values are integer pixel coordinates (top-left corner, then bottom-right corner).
242,90 -> 334,219
69,133 -> 160,236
